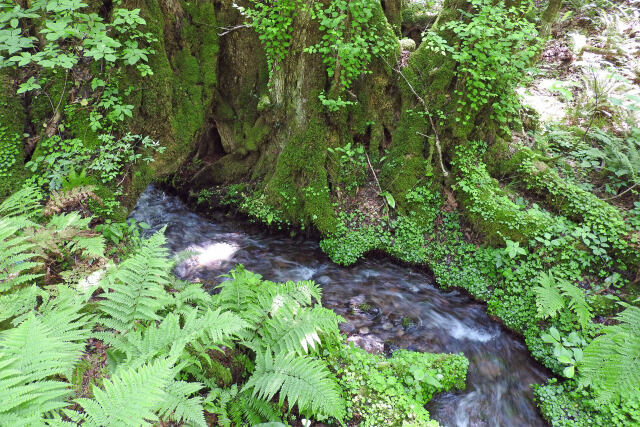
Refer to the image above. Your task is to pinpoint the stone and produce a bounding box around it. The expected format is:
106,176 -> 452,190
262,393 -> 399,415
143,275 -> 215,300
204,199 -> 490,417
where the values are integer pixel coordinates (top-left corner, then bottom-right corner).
399,38 -> 417,52
347,334 -> 384,354
339,322 -> 356,333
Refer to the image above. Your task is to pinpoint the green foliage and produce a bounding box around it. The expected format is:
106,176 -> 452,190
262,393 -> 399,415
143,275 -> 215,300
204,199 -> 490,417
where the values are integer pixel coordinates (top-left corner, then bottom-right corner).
0,125 -> 21,178
72,357 -> 205,427
305,0 -> 396,98
97,229 -> 172,331
326,343 -> 467,426
0,287 -> 94,424
533,272 -> 565,320
423,0 -> 540,126
245,349 -> 345,421
533,272 -> 592,330
590,128 -> 640,193
579,306 -> 640,404
241,0 -> 395,109
0,0 -> 155,77
235,0 -> 300,81
541,327 -> 586,378
328,142 -> 368,192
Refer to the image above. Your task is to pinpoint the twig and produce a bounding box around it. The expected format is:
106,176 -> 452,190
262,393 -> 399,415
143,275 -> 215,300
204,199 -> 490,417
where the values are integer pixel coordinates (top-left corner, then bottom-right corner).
417,132 -> 449,177
218,24 -> 251,36
364,150 -> 382,194
603,182 -> 638,200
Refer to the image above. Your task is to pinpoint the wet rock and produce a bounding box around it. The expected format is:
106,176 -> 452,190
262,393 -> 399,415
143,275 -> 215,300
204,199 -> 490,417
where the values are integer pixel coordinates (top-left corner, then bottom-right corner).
347,334 -> 384,354
359,327 -> 370,335
477,359 -> 502,380
348,295 -> 365,308
339,322 -> 355,334
382,322 -> 393,331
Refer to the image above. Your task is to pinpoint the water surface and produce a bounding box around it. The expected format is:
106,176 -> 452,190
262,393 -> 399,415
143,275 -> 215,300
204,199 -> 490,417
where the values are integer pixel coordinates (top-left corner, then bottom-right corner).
130,185 -> 548,427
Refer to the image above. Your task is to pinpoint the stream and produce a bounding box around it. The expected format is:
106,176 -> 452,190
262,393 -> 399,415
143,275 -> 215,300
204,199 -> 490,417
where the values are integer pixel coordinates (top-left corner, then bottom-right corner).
130,185 -> 548,427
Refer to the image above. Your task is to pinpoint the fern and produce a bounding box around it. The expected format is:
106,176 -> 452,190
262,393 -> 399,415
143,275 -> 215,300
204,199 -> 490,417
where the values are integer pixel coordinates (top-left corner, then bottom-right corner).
579,305 -> 640,403
99,307 -> 247,370
0,217 -> 42,293
244,349 -> 346,421
0,285 -> 47,325
0,289 -> 94,423
558,280 -> 592,330
43,186 -> 102,217
0,185 -> 43,219
42,212 -> 105,259
258,305 -> 342,356
209,384 -> 281,427
158,380 -> 207,427
72,357 -> 175,426
533,272 -> 565,319
98,229 -> 172,331
532,272 -> 592,329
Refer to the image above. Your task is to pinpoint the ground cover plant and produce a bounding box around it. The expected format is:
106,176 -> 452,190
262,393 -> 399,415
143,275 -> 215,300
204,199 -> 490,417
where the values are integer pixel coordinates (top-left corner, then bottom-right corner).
1,0 -> 639,425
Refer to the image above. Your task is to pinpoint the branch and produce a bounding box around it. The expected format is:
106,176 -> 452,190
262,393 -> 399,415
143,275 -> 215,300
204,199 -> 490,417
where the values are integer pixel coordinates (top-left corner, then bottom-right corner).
218,24 -> 251,36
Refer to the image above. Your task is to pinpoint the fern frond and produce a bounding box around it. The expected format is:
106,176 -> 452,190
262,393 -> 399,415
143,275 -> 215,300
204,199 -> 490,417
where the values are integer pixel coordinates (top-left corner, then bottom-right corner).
68,235 -> 105,259
259,306 -> 342,355
0,285 -> 47,325
0,306 -> 93,381
73,357 -> 174,426
0,293 -> 94,422
171,282 -> 213,313
558,280 -> 592,329
98,230 -> 172,331
580,306 -> 640,403
216,265 -> 262,315
0,186 -> 42,218
244,349 -> 345,421
229,389 -> 281,426
0,359 -> 71,425
0,218 -> 42,293
158,380 -> 206,427
532,272 -> 564,320
211,384 -> 281,427
43,186 -> 101,217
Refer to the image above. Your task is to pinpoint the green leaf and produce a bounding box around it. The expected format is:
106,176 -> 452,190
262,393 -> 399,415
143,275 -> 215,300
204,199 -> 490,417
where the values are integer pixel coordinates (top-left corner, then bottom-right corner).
562,365 -> 575,378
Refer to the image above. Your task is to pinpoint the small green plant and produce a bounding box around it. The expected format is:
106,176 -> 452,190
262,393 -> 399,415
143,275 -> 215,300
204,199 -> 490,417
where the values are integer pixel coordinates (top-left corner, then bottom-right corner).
0,0 -> 155,79
541,327 -> 586,378
423,0 -> 540,126
328,142 -> 368,192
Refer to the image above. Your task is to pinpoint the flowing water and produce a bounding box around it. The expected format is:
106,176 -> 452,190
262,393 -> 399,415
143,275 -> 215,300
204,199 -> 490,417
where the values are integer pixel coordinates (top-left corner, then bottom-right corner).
130,185 -> 548,427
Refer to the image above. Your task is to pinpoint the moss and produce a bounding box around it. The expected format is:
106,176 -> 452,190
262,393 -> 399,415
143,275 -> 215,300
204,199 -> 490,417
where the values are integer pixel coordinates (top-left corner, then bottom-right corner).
452,143 -> 555,245
515,151 -> 636,266
379,111 -> 429,213
0,73 -> 27,198
114,0 -> 219,206
29,70 -> 70,130
265,120 -> 339,234
194,152 -> 259,187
